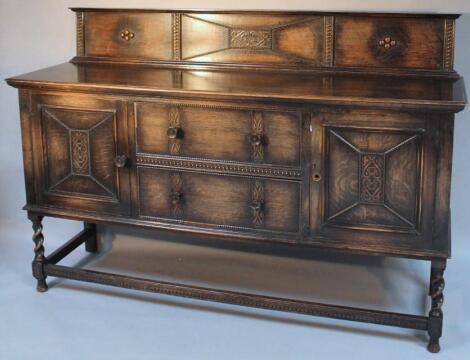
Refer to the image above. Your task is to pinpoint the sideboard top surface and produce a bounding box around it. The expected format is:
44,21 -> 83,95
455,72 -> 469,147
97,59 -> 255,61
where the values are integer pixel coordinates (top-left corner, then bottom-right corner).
69,8 -> 460,17
6,62 -> 467,112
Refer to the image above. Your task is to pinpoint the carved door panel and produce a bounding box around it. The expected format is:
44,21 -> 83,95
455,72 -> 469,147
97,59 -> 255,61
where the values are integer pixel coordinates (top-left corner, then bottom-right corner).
31,93 -> 130,215
310,110 -> 438,251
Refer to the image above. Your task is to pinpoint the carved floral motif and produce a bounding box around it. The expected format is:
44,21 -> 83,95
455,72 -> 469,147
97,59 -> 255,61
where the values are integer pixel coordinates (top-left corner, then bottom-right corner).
378,36 -> 397,49
168,107 -> 182,155
230,29 -> 272,49
251,180 -> 265,227
120,29 -> 135,41
251,111 -> 264,163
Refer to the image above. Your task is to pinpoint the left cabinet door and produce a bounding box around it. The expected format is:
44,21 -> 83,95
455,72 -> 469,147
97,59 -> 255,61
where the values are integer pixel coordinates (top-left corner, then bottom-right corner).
30,93 -> 131,215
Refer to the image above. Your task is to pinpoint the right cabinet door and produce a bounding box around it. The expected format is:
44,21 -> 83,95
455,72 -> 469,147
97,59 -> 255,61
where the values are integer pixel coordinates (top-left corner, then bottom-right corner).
310,109 -> 440,254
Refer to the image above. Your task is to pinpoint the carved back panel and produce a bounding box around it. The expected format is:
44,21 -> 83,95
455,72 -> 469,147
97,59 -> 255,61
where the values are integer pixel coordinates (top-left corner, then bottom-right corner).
73,9 -> 457,74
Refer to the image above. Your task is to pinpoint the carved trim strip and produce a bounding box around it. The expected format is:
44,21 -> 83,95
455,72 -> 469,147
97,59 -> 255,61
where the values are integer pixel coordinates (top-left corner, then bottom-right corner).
136,156 -> 302,179
251,180 -> 265,227
168,107 -> 182,155
323,16 -> 334,66
172,13 -> 182,61
230,29 -> 272,49
76,12 -> 85,56
43,262 -> 429,330
70,131 -> 89,175
443,19 -> 455,71
170,172 -> 184,219
360,154 -> 384,204
251,111 -> 264,163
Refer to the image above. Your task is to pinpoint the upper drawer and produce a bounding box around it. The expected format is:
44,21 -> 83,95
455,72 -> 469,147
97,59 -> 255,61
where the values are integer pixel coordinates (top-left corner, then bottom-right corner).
135,101 -> 302,167
83,12 -> 173,59
335,16 -> 447,70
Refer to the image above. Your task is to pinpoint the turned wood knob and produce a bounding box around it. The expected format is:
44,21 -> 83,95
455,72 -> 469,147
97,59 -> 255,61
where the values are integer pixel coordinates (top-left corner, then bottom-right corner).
170,192 -> 184,205
249,133 -> 264,146
250,201 -> 264,212
167,127 -> 183,139
114,155 -> 129,168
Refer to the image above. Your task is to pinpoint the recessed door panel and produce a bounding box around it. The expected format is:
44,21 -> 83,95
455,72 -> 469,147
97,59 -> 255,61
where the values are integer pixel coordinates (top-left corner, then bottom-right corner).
32,94 -> 130,215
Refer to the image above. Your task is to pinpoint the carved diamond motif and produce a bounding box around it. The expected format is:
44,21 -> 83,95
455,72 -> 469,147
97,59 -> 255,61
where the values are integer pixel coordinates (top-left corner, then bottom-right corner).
360,154 -> 384,203
71,131 -> 89,175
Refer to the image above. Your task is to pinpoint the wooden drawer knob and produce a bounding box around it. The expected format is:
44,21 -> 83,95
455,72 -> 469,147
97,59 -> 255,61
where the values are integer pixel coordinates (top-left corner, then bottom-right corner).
249,133 -> 265,146
250,201 -> 264,212
114,155 -> 129,168
167,127 -> 183,139
170,191 -> 184,205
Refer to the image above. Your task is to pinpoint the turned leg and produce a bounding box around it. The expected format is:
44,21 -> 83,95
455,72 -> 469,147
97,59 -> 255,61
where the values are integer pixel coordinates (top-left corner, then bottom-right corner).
427,259 -> 446,353
84,222 -> 98,253
28,213 -> 48,292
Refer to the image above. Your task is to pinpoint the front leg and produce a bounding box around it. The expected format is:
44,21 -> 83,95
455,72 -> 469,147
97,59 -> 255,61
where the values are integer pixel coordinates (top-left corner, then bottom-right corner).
427,259 -> 446,353
28,213 -> 48,292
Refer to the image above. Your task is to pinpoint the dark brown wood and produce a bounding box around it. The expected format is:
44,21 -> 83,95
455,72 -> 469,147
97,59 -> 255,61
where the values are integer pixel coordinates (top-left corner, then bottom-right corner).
28,213 -> 47,292
5,8 -> 467,354
6,63 -> 466,112
46,223 -> 96,264
70,9 -> 458,75
428,259 -> 446,353
43,262 -> 429,331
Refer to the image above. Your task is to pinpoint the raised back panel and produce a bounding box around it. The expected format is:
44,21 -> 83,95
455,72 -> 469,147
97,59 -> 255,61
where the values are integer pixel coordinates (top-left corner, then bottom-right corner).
73,9 -> 457,74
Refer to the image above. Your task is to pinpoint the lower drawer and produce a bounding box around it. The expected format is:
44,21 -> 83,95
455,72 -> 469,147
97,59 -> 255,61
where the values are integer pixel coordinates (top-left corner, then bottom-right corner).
137,167 -> 301,233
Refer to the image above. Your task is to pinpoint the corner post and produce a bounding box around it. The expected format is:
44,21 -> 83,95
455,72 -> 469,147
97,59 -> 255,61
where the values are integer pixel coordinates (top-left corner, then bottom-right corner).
28,213 -> 48,292
427,259 -> 446,353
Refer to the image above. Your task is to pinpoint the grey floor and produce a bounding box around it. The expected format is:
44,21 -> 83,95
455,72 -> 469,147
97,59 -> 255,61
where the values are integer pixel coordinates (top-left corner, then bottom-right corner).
1,217 -> 469,360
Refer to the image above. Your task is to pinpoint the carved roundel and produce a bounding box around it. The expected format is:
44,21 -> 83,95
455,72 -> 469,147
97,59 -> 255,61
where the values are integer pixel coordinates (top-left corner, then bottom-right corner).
369,24 -> 408,64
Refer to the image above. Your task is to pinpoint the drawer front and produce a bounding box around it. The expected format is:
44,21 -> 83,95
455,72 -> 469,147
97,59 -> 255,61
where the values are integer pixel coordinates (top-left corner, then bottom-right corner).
84,12 -> 173,59
335,16 -> 445,70
30,94 -> 131,215
311,110 -> 438,248
137,167 -> 301,234
135,101 -> 301,167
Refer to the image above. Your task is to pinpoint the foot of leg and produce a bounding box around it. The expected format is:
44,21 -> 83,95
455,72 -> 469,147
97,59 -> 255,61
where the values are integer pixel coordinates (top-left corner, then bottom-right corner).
84,222 -> 98,253
427,259 -> 446,353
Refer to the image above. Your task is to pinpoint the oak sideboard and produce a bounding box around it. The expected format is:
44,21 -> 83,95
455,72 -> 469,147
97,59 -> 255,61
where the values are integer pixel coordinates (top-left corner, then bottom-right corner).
6,8 -> 467,353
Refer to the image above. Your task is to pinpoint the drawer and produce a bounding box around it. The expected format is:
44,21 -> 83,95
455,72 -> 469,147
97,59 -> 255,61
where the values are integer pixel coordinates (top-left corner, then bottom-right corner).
84,12 -> 173,59
335,16 -> 445,70
135,101 -> 301,167
137,167 -> 301,234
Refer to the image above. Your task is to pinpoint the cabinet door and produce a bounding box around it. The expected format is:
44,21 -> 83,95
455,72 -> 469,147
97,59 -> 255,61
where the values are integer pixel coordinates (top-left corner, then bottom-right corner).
310,110 -> 438,251
31,93 -> 130,215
